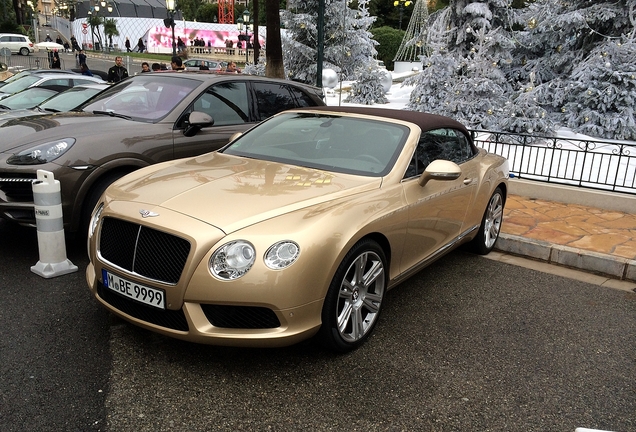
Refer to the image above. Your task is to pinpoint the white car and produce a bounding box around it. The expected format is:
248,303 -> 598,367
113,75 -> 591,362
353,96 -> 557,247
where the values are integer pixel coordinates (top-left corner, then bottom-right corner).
0,33 -> 34,56
183,59 -> 226,71
0,73 -> 104,100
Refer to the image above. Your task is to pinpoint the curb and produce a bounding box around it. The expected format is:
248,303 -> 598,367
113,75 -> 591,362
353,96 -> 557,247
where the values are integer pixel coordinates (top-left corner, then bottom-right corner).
495,233 -> 636,282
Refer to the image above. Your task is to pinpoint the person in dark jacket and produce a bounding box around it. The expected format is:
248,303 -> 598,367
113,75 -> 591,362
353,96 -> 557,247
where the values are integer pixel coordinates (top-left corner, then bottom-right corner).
51,51 -> 61,69
107,56 -> 129,83
80,63 -> 93,76
125,37 -> 131,52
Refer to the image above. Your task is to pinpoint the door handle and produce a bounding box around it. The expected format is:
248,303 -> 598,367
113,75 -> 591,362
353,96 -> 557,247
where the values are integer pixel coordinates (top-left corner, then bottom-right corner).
463,178 -> 474,185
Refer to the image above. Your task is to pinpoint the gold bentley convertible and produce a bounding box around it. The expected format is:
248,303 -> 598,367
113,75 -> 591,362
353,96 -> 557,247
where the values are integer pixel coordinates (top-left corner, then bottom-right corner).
86,107 -> 509,352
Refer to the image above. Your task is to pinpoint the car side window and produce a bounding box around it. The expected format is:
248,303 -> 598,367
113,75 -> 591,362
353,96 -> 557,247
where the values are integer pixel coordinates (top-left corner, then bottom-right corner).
252,82 -> 298,121
74,78 -> 97,86
404,128 -> 475,179
0,36 -> 9,42
45,79 -> 72,87
289,86 -> 317,107
191,82 -> 249,125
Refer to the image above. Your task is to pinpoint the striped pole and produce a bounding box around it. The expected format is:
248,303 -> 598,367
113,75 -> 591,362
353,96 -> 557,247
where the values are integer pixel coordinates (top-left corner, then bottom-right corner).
30,170 -> 78,278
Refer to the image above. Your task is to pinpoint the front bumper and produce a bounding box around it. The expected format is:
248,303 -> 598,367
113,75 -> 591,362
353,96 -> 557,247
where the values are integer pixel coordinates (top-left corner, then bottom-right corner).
86,262 -> 324,347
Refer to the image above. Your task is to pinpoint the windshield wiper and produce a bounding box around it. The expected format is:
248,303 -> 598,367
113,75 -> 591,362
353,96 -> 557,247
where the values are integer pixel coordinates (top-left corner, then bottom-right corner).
0,104 -> 11,110
93,110 -> 132,120
42,107 -> 60,113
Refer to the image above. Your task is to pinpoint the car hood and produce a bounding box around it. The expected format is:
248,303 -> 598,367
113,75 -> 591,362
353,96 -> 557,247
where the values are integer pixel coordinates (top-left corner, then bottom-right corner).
0,112 -> 146,153
0,109 -> 42,126
110,152 -> 382,234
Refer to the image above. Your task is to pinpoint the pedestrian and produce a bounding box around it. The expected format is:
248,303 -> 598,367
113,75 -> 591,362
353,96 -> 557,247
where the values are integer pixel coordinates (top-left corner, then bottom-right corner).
80,63 -> 93,76
70,35 -> 79,53
107,56 -> 129,83
137,38 -> 145,53
170,56 -> 185,71
51,50 -> 61,69
56,35 -> 63,46
151,62 -> 161,71
225,62 -> 240,73
125,37 -> 131,52
78,49 -> 87,67
141,62 -> 151,73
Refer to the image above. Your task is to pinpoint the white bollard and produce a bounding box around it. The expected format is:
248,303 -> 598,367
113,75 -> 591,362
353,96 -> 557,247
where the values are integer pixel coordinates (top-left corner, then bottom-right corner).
30,170 -> 78,278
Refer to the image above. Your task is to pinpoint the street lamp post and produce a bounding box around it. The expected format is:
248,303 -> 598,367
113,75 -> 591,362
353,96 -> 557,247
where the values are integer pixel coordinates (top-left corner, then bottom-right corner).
236,9 -> 252,64
165,0 -> 177,56
393,0 -> 412,31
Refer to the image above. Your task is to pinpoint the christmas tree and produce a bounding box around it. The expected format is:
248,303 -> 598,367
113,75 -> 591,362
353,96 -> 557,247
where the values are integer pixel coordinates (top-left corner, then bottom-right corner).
563,37 -> 636,140
281,0 -> 377,85
403,0 -> 636,140
345,65 -> 390,104
405,2 -> 515,129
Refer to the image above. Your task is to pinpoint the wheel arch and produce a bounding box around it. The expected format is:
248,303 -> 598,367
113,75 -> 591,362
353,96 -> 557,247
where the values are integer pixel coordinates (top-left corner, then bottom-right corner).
69,162 -> 147,232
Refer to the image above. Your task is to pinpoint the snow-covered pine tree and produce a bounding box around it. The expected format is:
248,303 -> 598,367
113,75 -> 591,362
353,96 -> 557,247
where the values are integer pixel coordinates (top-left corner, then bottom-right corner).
345,65 -> 390,104
563,37 -> 636,140
281,0 -> 377,85
507,0 -> 636,138
406,3 -> 514,130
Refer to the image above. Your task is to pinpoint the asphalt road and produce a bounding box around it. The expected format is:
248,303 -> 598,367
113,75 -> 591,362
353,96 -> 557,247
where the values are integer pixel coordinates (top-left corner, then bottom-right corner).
1,218 -> 635,431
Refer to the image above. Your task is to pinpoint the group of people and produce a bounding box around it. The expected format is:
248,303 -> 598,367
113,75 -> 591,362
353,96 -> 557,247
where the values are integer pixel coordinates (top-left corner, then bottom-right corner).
124,37 -> 146,53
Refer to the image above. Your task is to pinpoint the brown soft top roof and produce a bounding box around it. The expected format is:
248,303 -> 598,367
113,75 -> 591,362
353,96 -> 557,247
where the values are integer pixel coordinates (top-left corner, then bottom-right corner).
299,106 -> 470,137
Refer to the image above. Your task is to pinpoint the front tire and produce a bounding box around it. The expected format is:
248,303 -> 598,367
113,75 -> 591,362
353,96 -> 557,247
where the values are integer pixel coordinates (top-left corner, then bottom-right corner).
469,187 -> 504,255
79,171 -> 127,238
319,239 -> 387,352
19,47 -> 30,56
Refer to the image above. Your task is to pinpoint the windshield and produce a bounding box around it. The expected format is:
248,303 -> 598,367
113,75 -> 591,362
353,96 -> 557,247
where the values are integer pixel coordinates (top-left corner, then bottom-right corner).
0,75 -> 41,95
39,86 -> 105,112
0,87 -> 58,109
222,112 -> 409,177
81,75 -> 200,122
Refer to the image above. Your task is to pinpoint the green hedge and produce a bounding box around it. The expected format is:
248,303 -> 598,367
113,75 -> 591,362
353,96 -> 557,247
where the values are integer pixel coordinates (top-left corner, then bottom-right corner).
370,26 -> 405,71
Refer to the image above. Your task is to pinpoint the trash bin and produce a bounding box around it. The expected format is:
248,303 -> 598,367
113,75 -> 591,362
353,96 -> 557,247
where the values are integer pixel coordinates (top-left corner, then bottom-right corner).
94,41 -> 101,51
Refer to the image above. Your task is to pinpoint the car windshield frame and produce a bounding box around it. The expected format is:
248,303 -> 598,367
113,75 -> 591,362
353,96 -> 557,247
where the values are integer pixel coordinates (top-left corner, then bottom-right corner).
80,75 -> 201,122
221,112 -> 409,177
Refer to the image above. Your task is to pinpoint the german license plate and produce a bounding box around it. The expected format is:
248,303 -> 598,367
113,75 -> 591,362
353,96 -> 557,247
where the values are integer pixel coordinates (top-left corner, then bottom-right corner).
102,269 -> 165,310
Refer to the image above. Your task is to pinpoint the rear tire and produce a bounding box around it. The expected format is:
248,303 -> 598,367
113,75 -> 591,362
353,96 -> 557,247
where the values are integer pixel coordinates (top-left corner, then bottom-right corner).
318,239 -> 387,352
469,187 -> 504,255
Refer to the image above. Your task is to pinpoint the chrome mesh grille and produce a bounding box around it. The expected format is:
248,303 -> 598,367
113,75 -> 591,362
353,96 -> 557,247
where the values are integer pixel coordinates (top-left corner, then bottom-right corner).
201,304 -> 281,329
99,217 -> 191,284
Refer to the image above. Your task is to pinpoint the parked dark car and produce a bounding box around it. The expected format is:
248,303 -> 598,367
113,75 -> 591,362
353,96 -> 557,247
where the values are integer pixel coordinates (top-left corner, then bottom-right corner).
0,72 -> 325,235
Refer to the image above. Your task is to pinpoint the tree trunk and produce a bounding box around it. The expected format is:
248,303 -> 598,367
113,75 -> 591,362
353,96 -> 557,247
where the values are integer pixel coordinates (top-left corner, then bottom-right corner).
264,0 -> 284,78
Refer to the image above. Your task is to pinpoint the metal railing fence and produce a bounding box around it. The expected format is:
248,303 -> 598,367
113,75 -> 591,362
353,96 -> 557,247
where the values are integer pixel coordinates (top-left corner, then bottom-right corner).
471,129 -> 636,196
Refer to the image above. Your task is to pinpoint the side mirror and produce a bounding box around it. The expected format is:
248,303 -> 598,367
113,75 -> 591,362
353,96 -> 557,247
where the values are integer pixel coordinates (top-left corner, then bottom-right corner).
183,111 -> 214,137
418,159 -> 462,187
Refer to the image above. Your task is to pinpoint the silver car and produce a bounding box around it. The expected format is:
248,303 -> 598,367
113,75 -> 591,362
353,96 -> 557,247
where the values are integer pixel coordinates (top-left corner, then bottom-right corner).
0,73 -> 105,100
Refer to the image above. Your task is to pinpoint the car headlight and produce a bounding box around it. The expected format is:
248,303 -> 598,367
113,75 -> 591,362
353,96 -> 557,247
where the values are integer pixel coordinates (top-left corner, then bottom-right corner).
210,240 -> 255,280
264,241 -> 300,270
7,138 -> 75,165
88,202 -> 104,239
